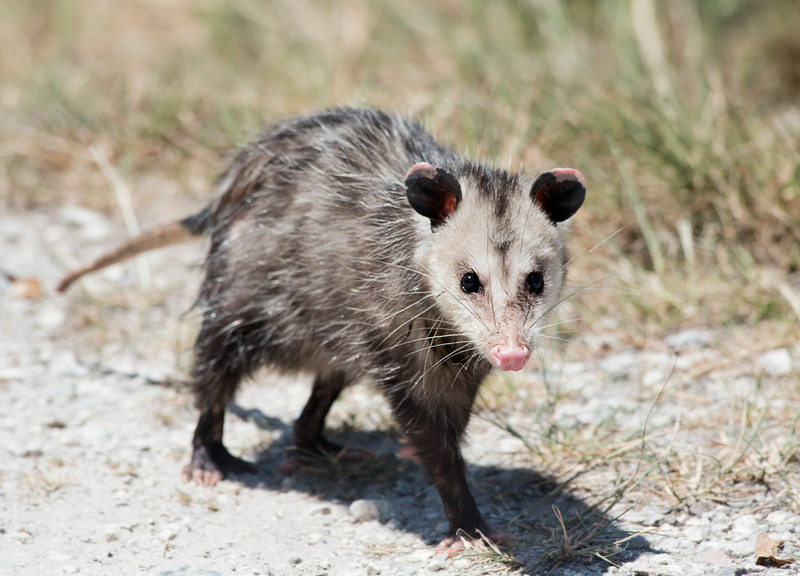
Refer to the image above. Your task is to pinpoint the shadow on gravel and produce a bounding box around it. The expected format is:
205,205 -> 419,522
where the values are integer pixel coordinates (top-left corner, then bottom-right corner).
228,404 -> 651,574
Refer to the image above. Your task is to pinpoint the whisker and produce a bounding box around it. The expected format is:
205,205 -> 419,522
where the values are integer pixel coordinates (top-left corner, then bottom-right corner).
564,225 -> 629,270
411,342 -> 483,391
533,277 -> 610,330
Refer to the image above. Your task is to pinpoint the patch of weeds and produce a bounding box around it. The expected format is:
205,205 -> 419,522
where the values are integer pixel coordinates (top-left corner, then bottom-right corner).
453,532 -> 522,574
543,505 -> 633,566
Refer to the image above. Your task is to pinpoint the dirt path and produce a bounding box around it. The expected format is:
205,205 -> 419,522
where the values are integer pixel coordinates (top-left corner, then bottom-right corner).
1,207 -> 798,575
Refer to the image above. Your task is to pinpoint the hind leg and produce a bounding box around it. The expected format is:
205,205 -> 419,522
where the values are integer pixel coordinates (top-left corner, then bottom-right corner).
182,400 -> 258,486
182,317 -> 259,486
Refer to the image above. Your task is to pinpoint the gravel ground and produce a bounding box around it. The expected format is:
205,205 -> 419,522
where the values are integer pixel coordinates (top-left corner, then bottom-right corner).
1,207 -> 799,576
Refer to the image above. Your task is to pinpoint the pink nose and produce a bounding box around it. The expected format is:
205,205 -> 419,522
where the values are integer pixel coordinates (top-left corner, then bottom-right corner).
490,344 -> 530,371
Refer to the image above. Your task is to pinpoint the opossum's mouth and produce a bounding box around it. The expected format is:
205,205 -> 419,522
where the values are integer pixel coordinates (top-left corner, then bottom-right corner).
489,343 -> 530,371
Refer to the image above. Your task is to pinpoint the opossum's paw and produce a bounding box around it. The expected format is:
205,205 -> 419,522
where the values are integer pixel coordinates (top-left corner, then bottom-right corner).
435,528 -> 508,557
181,444 -> 257,486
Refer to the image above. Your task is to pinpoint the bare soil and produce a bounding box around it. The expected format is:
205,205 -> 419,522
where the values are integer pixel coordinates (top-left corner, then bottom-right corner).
1,206 -> 798,576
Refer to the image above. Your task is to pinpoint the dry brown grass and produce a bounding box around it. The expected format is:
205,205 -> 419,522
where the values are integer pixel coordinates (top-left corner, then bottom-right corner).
3,0 -> 799,332
2,5 -> 798,572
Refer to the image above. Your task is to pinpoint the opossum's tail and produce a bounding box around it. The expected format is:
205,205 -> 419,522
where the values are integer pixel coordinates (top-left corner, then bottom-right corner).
56,209 -> 210,293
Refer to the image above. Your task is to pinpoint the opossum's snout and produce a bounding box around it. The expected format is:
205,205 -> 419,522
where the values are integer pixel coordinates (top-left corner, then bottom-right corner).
486,317 -> 532,371
490,342 -> 530,371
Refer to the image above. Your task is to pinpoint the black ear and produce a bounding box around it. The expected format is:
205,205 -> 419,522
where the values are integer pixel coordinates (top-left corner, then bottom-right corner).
530,169 -> 586,223
405,163 -> 462,228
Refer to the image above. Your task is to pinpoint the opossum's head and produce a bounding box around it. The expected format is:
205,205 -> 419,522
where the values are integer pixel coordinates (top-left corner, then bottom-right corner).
406,162 -> 585,372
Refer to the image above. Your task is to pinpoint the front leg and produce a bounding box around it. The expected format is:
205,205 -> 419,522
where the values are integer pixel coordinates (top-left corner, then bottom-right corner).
385,382 -> 504,548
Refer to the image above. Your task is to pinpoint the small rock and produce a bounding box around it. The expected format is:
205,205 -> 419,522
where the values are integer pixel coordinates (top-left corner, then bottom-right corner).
427,559 -> 446,572
408,549 -> 433,562
759,348 -> 793,377
730,514 -> 758,536
49,352 -> 89,377
724,539 -> 755,559
705,569 -> 745,576
683,525 -> 705,543
349,499 -> 388,523
765,509 -> 793,524
622,505 -> 668,527
388,562 -> 417,575
158,524 -> 180,542
666,329 -> 711,350
36,305 -> 66,330
626,535 -> 651,550
289,556 -> 303,565
14,530 -> 32,543
599,350 -> 639,380
694,548 -> 730,565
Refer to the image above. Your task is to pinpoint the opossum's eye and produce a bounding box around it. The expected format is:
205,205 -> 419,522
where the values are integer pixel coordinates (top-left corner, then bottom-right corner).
526,272 -> 544,295
460,272 -> 482,294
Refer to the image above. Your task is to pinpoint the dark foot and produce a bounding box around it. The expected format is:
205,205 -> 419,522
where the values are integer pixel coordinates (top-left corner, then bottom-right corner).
181,443 -> 258,486
435,527 -> 508,557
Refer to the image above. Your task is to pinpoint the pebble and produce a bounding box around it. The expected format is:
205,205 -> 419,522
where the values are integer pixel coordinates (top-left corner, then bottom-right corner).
765,509 -> 793,524
622,505 -> 669,527
599,350 -> 640,380
5,208 -> 800,576
388,562 -> 417,575
683,525 -> 706,543
705,569 -> 743,576
349,499 -> 390,523
35,305 -> 66,330
693,547 -> 730,565
729,514 -> 758,536
666,329 -> 711,349
758,348 -> 793,376
159,524 -> 180,542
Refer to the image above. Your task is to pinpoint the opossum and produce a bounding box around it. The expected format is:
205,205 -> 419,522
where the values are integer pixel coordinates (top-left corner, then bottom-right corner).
58,107 -> 586,548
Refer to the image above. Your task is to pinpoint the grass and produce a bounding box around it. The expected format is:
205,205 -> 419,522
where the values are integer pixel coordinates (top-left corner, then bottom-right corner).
3,0 -> 799,330
3,1 -> 799,572
476,331 -> 800,572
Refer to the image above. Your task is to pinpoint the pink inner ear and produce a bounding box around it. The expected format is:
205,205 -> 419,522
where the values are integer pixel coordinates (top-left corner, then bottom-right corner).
442,194 -> 458,214
550,168 -> 586,187
405,162 -> 437,181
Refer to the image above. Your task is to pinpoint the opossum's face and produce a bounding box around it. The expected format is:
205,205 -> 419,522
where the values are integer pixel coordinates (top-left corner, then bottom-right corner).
406,164 -> 585,372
